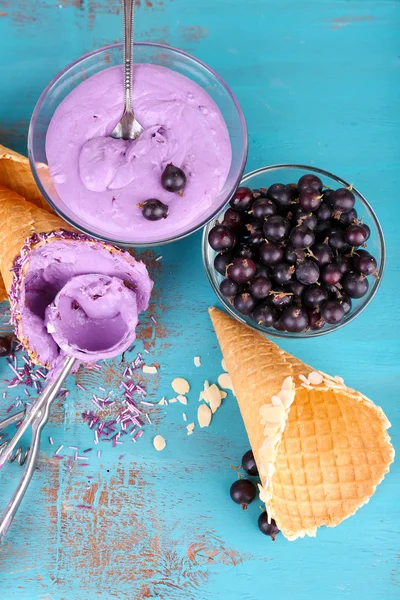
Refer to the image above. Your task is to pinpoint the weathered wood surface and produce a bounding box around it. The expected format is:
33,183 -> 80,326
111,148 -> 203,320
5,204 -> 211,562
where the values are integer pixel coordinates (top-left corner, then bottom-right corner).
0,1 -> 399,598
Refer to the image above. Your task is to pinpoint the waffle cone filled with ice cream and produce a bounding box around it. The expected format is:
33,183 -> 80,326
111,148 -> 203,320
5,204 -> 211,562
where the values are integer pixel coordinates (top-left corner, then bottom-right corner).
209,307 -> 394,540
0,175 -> 152,369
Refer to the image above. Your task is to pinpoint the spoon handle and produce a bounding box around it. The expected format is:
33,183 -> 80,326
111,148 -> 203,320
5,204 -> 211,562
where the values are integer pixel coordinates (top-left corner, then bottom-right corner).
122,0 -> 135,114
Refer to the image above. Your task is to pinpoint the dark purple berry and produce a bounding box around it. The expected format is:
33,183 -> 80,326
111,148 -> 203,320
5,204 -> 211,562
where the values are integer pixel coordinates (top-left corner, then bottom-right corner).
344,224 -> 368,247
338,294 -> 352,314
310,243 -> 333,266
233,293 -> 257,315
247,231 -> 265,247
255,262 -> 270,279
295,208 -> 318,230
307,309 -> 325,330
314,220 -> 332,242
222,208 -> 244,229
290,225 -> 315,249
140,199 -> 169,221
268,288 -> 293,309
266,184 -> 295,210
219,278 -> 239,297
323,189 -> 335,205
334,254 -> 351,274
290,280 -> 305,298
303,285 -> 328,308
273,318 -> 286,332
161,163 -> 186,192
363,223 -> 371,241
241,450 -> 258,476
237,243 -> 255,260
263,215 -> 290,243
272,263 -> 295,285
295,260 -> 320,285
230,187 -> 254,211
321,263 -> 343,286
331,188 -> 355,213
316,203 -> 333,221
0,337 -> 10,357
285,245 -> 305,265
327,229 -> 349,252
299,189 -> 322,212
251,197 -> 277,220
298,173 -> 323,193
352,250 -> 377,275
208,225 -> 236,251
230,479 -> 256,510
253,303 -> 277,327
214,252 -> 233,276
249,276 -> 272,299
245,215 -> 264,231
259,243 -> 284,266
342,272 -> 369,298
227,258 -> 257,283
320,300 -> 345,324
337,207 -> 357,226
280,306 -> 309,332
258,511 -> 280,540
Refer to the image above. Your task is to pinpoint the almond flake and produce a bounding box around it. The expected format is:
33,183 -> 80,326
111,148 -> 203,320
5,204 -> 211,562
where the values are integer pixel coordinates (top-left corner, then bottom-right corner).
177,394 -> 188,405
221,358 -> 227,372
194,356 -> 201,367
220,390 -> 227,399
198,403 -> 212,428
143,365 -> 158,374
298,374 -> 309,384
308,371 -> 323,385
263,423 -> 281,437
203,383 -> 223,413
301,383 -> 314,390
186,422 -> 195,435
171,377 -> 190,395
153,435 -> 166,451
182,413 -> 187,422
259,404 -> 285,424
158,396 -> 166,405
271,395 -> 284,407
217,372 -> 234,392
168,397 -> 178,403
281,376 -> 293,390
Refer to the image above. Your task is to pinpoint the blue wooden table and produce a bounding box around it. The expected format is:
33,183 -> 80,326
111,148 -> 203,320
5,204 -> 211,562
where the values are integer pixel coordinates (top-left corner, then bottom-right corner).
0,1 -> 399,598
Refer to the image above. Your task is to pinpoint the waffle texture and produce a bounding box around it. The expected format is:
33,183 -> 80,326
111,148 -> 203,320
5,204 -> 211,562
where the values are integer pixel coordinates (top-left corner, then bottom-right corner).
209,307 -> 394,540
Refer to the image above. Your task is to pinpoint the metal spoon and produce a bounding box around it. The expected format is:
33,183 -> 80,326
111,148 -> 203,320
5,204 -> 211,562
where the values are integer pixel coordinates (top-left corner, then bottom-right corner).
110,0 -> 143,141
0,355 -> 75,541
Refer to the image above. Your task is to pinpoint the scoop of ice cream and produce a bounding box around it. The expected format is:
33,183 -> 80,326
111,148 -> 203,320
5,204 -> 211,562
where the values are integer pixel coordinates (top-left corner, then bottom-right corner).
45,274 -> 139,362
13,232 -> 153,369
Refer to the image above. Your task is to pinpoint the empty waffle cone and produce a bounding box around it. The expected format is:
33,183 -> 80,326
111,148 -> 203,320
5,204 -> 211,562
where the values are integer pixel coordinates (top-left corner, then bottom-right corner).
0,144 -> 54,302
209,307 -> 394,540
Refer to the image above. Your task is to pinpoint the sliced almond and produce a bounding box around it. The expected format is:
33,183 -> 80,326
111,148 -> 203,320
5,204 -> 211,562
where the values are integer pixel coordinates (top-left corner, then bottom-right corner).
182,412 -> 187,422
308,371 -> 323,385
158,396 -> 166,405
143,365 -> 158,374
198,404 -> 212,428
177,394 -> 188,405
171,377 -> 190,395
153,435 -> 166,451
194,356 -> 201,367
259,404 -> 285,424
217,372 -> 234,392
221,358 -> 228,372
186,422 -> 195,436
203,383 -> 223,413
263,423 -> 281,437
168,397 -> 178,403
271,395 -> 284,407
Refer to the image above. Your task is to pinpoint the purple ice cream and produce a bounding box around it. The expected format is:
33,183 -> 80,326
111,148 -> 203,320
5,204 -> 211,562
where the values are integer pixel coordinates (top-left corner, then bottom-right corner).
45,64 -> 232,243
11,232 -> 153,369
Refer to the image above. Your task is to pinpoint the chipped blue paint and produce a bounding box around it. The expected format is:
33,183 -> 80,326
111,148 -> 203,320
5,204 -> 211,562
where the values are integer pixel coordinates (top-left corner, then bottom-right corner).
0,1 -> 399,598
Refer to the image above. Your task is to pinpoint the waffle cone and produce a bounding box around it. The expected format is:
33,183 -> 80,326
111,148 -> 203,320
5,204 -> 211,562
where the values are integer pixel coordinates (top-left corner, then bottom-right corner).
0,185 -> 67,297
209,307 -> 394,540
0,145 -> 56,302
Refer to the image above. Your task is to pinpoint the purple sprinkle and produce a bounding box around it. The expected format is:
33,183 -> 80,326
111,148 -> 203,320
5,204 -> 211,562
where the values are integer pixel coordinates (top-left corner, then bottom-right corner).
76,505 -> 92,510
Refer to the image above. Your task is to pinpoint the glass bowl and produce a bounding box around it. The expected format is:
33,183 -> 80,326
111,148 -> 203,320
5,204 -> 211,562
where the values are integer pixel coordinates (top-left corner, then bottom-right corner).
202,164 -> 385,338
28,42 -> 247,247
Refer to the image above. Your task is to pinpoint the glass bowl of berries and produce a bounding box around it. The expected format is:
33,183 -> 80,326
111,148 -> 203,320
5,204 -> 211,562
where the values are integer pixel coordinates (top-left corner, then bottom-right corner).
202,164 -> 385,337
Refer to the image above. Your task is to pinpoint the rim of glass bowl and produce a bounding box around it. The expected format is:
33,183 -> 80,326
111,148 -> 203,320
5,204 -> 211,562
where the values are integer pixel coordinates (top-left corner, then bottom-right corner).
202,163 -> 386,338
28,41 -> 248,248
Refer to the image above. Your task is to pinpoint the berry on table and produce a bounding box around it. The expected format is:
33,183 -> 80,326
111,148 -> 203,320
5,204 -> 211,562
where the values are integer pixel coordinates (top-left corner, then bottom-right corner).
241,450 -> 259,476
0,337 -> 10,357
258,511 -> 280,540
230,479 -> 257,510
